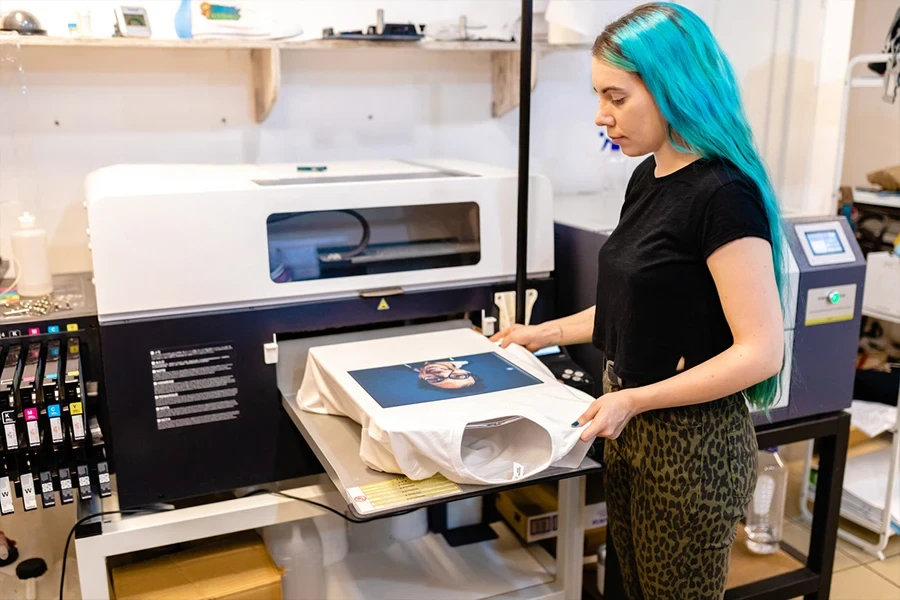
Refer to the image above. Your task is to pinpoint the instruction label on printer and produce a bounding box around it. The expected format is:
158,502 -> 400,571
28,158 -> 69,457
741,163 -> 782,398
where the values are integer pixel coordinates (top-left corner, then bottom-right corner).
149,342 -> 240,431
349,474 -> 461,513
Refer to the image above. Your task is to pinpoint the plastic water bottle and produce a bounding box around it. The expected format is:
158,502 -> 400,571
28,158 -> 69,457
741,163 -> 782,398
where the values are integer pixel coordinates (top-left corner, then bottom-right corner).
608,143 -> 628,196
597,130 -> 629,198
745,448 -> 788,554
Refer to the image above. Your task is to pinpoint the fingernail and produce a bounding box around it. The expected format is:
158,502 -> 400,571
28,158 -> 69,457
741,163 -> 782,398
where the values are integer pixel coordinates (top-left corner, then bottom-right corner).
571,421 -> 579,427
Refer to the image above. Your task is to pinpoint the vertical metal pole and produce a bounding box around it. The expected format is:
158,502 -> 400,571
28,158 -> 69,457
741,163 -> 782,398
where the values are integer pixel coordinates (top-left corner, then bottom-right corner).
515,0 -> 533,326
557,476 -> 586,599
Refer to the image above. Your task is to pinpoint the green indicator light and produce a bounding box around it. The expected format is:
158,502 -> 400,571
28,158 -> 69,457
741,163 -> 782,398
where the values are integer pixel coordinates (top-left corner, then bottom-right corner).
828,291 -> 841,304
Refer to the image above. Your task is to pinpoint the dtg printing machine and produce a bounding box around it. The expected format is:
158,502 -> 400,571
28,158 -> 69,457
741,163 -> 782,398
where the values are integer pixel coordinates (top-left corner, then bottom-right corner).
553,196 -> 868,424
0,157 -> 866,600
65,159 -> 603,600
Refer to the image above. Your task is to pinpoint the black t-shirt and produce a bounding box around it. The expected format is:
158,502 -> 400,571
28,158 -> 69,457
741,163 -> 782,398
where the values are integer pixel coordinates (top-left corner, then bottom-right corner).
592,156 -> 772,386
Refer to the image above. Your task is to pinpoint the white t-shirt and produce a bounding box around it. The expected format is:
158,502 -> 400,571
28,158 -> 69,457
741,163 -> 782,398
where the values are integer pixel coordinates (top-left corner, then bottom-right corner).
295,328 -> 593,485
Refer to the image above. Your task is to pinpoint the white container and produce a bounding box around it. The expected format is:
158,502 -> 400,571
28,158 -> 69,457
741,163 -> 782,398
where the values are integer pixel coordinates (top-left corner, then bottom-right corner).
446,497 -> 483,529
312,513 -> 349,567
262,520 -> 325,600
77,4 -> 92,38
11,212 -> 52,297
389,509 -> 429,542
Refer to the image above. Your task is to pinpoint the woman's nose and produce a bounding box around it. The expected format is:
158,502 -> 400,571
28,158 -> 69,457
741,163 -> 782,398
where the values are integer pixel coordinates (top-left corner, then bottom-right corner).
595,107 -> 614,128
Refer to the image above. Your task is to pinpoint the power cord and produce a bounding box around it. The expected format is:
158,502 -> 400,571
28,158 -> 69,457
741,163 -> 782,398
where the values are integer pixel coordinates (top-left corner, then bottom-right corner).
59,507 -> 173,600
255,489 -> 420,524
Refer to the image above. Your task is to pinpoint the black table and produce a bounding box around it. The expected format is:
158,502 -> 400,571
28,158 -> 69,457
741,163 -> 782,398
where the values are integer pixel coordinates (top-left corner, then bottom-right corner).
597,410 -> 851,600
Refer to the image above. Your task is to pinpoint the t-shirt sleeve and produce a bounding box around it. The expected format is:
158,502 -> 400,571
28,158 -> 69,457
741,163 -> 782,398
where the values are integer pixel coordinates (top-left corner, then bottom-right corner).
698,180 -> 771,259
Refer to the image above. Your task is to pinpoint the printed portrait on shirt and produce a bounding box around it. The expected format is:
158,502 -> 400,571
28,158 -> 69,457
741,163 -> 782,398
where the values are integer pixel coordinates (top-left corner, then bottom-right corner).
348,351 -> 542,408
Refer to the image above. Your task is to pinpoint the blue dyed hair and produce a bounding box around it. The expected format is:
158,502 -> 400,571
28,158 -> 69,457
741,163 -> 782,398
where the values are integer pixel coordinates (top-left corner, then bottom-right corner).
593,2 -> 788,411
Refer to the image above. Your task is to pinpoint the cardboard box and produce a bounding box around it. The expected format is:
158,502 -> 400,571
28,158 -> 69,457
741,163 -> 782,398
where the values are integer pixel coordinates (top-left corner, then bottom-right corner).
111,532 -> 283,600
496,482 -> 607,545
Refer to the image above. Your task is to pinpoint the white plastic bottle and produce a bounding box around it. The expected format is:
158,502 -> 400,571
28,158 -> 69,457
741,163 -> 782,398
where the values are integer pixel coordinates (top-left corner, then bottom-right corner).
745,448 -> 788,554
607,143 -> 628,198
11,212 -> 52,297
262,520 -> 326,600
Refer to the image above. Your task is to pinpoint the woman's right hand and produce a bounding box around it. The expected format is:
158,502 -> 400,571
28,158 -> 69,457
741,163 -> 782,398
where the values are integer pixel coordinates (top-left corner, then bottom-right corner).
489,322 -> 560,352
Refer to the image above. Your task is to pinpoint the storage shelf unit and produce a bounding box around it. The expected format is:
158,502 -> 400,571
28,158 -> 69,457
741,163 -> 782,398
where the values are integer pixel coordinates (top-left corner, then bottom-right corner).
798,51 -> 900,561
0,34 -> 589,121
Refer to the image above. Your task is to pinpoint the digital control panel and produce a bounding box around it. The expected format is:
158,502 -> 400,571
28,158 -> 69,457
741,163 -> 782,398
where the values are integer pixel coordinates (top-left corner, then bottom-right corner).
534,345 -> 595,396
794,221 -> 857,267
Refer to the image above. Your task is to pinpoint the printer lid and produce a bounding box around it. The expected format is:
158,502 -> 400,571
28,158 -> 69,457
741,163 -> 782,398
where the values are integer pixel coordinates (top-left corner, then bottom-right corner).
85,159 -> 485,201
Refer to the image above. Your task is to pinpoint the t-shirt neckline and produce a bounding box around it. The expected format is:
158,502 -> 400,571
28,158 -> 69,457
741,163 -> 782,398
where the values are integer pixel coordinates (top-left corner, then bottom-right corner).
648,156 -> 710,185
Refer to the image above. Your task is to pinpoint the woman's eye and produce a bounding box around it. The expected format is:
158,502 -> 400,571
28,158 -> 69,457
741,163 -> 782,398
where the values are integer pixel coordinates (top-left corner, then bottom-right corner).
611,97 -> 626,106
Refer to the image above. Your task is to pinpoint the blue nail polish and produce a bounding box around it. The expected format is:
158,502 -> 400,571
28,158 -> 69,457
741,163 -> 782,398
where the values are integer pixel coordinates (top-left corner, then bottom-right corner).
571,421 -> 579,427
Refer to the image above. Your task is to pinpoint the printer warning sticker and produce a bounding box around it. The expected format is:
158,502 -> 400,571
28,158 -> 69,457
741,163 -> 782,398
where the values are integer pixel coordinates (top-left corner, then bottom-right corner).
150,342 -> 240,431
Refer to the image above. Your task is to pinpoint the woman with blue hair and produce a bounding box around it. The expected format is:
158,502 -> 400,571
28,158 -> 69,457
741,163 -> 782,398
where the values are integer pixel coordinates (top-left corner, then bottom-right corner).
493,3 -> 787,597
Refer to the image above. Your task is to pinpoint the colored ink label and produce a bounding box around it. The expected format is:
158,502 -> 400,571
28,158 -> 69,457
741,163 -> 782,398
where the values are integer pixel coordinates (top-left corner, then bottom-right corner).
20,473 -> 37,511
0,476 -> 13,514
2,411 -> 17,450
49,404 -> 63,443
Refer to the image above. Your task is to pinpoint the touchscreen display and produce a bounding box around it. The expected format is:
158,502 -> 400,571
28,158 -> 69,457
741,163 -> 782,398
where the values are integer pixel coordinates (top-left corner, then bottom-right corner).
805,230 -> 845,256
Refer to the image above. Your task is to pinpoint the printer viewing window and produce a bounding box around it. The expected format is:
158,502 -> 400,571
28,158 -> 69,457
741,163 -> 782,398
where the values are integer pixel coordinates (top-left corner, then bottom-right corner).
804,230 -> 845,256
266,203 -> 481,283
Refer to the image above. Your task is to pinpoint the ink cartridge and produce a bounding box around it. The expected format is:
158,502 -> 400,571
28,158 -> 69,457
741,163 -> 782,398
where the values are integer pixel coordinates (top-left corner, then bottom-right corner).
64,339 -> 86,443
19,343 -> 44,448
43,341 -> 65,446
0,346 -> 22,451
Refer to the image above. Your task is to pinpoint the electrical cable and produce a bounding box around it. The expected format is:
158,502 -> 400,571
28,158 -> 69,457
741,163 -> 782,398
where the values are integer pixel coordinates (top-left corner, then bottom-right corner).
247,488 -> 419,523
59,507 -> 173,600
268,209 -> 370,260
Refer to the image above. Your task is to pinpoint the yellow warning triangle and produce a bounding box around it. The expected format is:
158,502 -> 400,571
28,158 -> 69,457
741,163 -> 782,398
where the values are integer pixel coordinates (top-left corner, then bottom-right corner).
377,298 -> 390,311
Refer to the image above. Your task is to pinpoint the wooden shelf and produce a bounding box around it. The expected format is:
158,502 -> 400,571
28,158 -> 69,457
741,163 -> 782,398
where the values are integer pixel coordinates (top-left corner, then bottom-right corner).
0,34 -> 524,51
0,33 -> 589,121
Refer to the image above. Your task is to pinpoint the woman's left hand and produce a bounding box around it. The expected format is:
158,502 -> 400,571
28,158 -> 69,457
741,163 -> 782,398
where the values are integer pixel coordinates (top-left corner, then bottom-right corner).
574,390 -> 640,442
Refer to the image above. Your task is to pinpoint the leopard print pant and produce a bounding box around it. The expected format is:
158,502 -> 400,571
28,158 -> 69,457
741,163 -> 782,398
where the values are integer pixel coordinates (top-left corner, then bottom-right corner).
603,363 -> 758,600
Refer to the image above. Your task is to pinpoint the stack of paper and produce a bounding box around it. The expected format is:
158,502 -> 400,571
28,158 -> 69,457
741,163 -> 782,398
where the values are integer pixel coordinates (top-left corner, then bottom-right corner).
850,400 -> 900,438
808,443 -> 900,535
854,187 -> 900,209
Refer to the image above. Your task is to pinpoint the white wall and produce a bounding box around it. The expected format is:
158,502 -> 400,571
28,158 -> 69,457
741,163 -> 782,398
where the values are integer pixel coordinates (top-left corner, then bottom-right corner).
0,0 -> 855,275
841,0 -> 900,190
0,1 -> 859,591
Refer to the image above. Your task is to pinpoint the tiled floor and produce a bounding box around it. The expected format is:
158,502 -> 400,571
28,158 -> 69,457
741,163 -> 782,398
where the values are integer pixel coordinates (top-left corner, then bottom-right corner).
777,442 -> 900,600
782,514 -> 900,599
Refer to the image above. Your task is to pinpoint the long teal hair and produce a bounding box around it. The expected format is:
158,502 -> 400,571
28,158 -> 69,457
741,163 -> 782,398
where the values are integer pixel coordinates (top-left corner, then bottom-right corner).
593,2 -> 788,411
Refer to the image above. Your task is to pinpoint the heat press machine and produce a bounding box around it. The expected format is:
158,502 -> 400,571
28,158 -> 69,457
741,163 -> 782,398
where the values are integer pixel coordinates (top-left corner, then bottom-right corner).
554,201 -> 867,425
